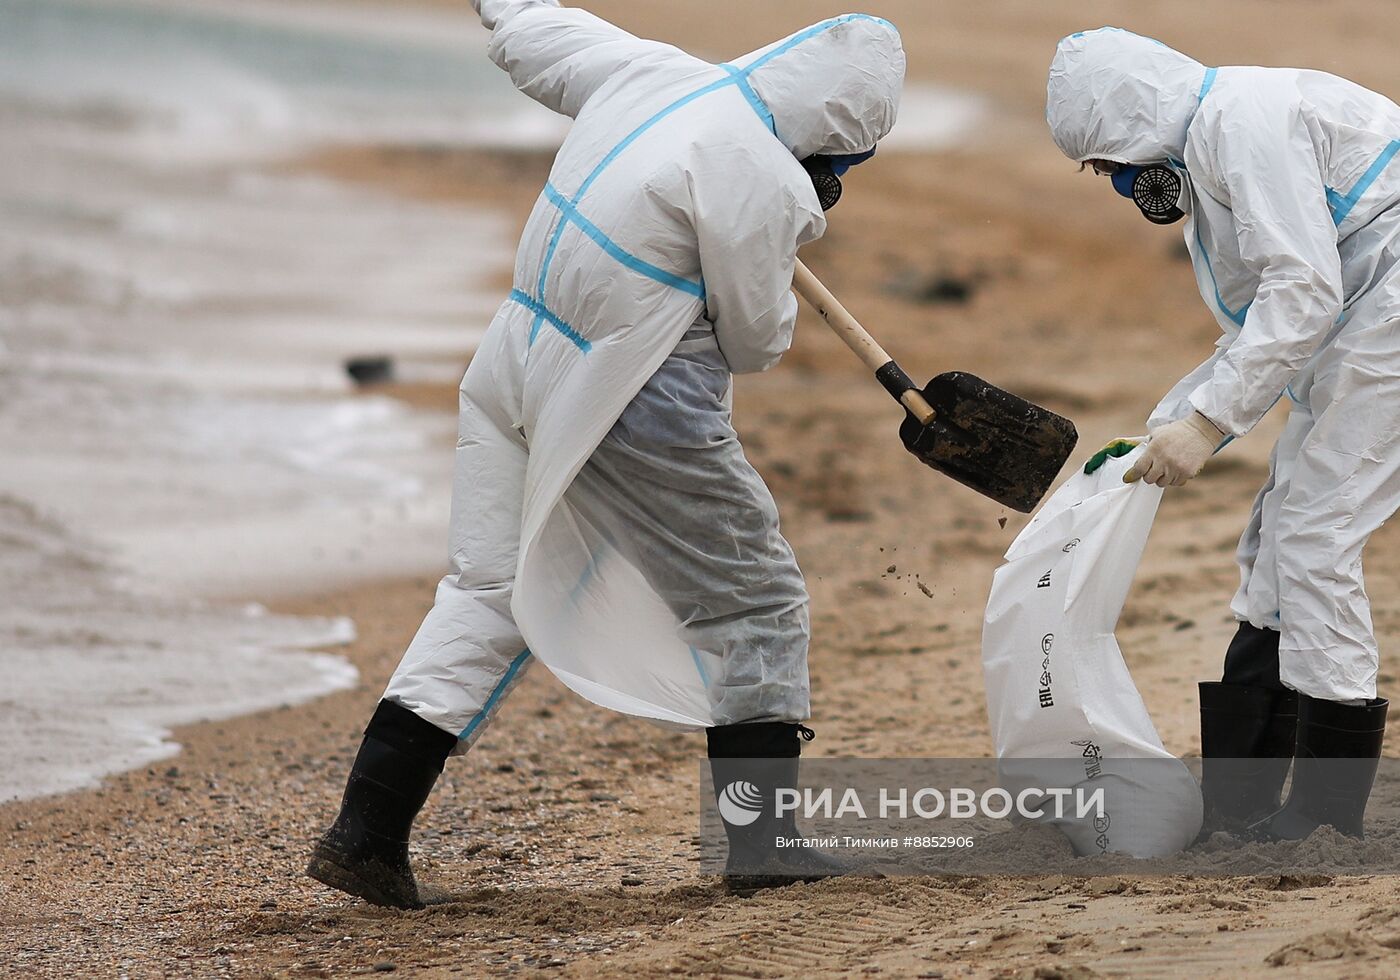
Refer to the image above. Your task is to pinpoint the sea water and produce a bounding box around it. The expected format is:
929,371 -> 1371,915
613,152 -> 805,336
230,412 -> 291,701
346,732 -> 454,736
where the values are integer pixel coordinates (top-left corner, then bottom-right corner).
0,0 -> 561,801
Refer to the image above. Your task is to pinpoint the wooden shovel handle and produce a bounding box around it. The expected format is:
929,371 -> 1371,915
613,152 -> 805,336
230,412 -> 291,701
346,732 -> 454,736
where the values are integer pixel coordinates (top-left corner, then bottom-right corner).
791,259 -> 937,425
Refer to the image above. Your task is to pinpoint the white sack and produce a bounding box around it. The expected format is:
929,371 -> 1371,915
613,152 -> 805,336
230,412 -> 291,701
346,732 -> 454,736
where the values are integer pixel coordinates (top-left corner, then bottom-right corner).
982,448 -> 1202,856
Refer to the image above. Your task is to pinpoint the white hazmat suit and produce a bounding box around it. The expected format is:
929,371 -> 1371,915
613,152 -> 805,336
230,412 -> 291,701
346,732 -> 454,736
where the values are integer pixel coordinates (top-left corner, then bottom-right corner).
384,2 -> 905,741
1048,28 -> 1400,702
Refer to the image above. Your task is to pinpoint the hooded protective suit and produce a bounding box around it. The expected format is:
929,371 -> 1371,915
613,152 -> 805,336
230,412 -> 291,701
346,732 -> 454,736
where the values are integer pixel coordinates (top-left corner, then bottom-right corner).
1048,27 -> 1400,702
383,2 -> 905,741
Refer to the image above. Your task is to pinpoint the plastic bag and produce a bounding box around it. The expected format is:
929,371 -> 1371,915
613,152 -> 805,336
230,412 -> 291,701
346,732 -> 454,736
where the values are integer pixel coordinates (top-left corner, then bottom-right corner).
981,448 -> 1202,856
515,493 -> 716,729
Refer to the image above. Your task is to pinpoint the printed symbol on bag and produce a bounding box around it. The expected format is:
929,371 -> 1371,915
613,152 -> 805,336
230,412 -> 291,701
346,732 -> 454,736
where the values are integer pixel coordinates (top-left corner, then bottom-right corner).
1071,740 -> 1110,853
1037,633 -> 1055,708
1062,538 -> 1081,553
717,780 -> 764,826
1037,571 -> 1053,589
1072,738 -> 1104,780
1093,813 -> 1111,854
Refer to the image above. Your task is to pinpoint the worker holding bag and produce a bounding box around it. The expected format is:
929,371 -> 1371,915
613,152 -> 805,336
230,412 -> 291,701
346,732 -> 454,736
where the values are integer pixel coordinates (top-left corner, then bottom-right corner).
1046,27 -> 1398,840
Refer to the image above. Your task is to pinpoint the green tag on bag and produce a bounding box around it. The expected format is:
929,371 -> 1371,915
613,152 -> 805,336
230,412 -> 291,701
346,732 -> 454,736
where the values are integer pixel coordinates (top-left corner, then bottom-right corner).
1083,439 -> 1140,475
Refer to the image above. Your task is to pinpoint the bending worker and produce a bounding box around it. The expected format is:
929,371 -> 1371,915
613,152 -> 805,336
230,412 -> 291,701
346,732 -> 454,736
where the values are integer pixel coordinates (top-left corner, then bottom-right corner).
1048,28 -> 1394,840
307,0 -> 904,906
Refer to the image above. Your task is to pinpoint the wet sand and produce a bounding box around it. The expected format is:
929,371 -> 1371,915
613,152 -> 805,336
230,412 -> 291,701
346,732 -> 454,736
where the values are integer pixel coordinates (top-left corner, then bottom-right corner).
9,1 -> 1400,976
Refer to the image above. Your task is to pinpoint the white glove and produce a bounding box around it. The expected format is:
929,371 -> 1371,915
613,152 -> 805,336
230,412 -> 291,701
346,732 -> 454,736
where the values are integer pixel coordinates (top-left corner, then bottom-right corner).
1124,412 -> 1224,486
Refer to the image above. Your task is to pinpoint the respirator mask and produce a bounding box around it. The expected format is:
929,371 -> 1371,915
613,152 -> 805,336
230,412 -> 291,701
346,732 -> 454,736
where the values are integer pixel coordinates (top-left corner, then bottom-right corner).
801,148 -> 877,211
1111,162 -> 1189,225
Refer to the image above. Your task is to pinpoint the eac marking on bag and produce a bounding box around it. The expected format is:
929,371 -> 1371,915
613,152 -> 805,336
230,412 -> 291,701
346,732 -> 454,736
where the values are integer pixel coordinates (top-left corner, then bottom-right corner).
1038,633 -> 1055,708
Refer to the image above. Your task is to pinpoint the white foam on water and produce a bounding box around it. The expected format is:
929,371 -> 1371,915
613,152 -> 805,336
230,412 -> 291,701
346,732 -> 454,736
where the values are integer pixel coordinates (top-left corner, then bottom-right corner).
0,496 -> 363,802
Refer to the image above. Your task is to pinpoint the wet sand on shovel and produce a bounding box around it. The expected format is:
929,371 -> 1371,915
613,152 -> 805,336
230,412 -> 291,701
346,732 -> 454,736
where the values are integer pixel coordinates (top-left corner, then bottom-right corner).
9,1 -> 1400,976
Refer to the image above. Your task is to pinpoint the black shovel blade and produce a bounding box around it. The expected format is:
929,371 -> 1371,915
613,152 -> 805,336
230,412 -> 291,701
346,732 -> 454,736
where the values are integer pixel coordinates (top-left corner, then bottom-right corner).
899,371 -> 1078,513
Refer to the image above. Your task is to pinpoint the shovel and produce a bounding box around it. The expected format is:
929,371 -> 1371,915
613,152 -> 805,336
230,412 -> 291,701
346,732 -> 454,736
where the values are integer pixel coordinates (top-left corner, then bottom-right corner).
792,259 -> 1078,513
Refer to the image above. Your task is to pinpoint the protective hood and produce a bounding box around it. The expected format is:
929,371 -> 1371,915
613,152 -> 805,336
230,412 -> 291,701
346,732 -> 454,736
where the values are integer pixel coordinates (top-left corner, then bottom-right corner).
1047,27 -> 1210,165
733,14 -> 905,160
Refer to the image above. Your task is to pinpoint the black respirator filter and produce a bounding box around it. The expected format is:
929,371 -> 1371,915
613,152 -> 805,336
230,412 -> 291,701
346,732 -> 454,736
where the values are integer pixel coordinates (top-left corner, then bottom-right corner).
801,156 -> 844,211
1126,164 -> 1186,225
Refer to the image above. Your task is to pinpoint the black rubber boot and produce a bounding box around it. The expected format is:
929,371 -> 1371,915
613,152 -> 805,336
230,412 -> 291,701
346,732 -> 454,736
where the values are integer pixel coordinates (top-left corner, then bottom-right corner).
1198,681 -> 1298,834
1251,694 -> 1388,840
306,700 -> 457,909
707,722 -> 859,895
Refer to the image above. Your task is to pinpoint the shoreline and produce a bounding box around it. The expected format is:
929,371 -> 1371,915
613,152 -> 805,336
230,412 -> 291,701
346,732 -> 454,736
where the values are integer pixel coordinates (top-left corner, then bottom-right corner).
0,147 -> 513,804
1,0 -> 547,807
11,1 -> 1400,974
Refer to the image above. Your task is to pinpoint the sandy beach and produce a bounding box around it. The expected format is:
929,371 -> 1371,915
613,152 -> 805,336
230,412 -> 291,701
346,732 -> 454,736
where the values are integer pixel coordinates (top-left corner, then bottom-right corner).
9,0 -> 1400,976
